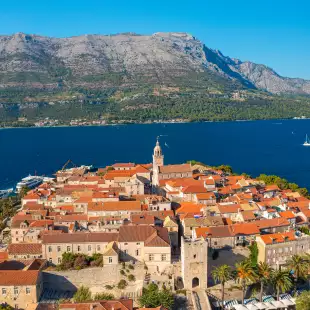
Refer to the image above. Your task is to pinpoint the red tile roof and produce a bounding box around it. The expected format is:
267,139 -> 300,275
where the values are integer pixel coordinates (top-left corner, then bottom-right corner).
259,231 -> 296,245
279,211 -> 295,219
0,270 -> 40,286
8,243 -> 42,255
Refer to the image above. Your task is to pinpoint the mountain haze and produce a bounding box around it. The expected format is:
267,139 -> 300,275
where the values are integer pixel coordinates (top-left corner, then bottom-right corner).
0,32 -> 309,95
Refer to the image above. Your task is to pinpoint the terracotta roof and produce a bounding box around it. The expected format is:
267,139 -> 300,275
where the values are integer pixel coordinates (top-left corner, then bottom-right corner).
60,300 -> 133,310
240,210 -> 256,221
88,201 -> 141,212
264,185 -> 280,192
135,165 -> 150,173
176,202 -> 204,214
42,232 -> 118,244
0,270 -> 40,286
230,223 -> 260,235
195,226 -> 234,238
29,220 -> 54,228
253,218 -> 290,229
196,192 -> 216,200
259,231 -> 296,245
218,204 -> 241,214
181,185 -> 207,194
55,215 -> 88,222
183,216 -> 224,227
130,214 -> 155,225
279,211 -> 295,219
159,164 -> 191,174
118,226 -> 170,247
204,179 -> 215,185
0,252 -> 8,261
112,163 -> 135,168
8,243 -> 42,255
23,192 -> 41,200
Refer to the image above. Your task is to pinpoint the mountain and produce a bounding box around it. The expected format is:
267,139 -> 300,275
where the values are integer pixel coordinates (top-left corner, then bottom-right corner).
0,32 -> 309,95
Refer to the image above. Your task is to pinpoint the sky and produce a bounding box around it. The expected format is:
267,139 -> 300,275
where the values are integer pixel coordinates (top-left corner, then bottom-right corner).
0,0 -> 309,79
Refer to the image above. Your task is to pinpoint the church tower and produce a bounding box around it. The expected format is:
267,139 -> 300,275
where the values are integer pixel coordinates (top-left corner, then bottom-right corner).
152,137 -> 164,187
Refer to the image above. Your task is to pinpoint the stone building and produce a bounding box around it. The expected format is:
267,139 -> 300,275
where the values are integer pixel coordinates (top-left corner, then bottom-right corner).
181,237 -> 208,290
256,231 -> 310,269
0,259 -> 46,309
152,139 -> 192,188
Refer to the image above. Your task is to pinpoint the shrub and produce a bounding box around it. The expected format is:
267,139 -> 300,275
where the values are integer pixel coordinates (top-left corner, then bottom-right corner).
93,292 -> 114,300
122,262 -> 126,269
105,285 -> 114,290
120,269 -> 125,275
128,264 -> 134,270
117,279 -> 128,290
73,286 -> 92,302
128,274 -> 136,282
74,255 -> 88,270
176,289 -> 187,295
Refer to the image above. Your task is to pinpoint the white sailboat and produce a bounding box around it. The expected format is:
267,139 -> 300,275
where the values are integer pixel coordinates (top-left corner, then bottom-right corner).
303,134 -> 310,146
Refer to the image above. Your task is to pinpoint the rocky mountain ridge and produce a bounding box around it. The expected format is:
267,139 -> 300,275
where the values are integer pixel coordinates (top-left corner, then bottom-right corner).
0,32 -> 309,95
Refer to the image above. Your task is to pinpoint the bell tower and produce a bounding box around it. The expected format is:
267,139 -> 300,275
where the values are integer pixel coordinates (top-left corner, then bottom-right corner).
152,137 -> 164,187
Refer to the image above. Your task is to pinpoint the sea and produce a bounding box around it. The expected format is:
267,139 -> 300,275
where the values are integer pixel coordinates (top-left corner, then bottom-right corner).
1,119 -> 310,190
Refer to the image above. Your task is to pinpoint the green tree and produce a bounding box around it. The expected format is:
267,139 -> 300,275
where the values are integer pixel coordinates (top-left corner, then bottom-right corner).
138,283 -> 174,310
117,279 -> 128,290
73,286 -> 92,302
286,255 -> 309,294
19,186 -> 30,198
93,292 -> 114,300
128,274 -> 136,282
235,261 -> 256,305
272,270 -> 293,301
248,242 -> 259,267
256,262 -> 274,302
296,290 -> 310,310
0,304 -> 14,310
211,265 -> 232,309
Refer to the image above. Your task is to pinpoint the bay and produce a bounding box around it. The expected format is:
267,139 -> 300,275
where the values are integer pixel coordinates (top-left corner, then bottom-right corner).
0,119 -> 310,189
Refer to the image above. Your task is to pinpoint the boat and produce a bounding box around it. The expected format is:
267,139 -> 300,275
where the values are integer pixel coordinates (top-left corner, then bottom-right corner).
303,134 -> 310,146
0,188 -> 13,199
15,175 -> 44,193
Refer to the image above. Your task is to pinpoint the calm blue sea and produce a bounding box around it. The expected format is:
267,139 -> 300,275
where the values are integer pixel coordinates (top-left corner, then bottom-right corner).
1,120 -> 310,189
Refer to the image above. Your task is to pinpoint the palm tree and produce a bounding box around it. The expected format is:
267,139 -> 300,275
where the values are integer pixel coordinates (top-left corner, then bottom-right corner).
272,270 -> 293,301
286,254 -> 309,294
235,260 -> 256,305
212,265 -> 232,309
256,262 -> 274,302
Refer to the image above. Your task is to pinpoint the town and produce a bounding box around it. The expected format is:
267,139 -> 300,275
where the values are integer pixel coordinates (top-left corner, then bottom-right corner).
0,139 -> 309,310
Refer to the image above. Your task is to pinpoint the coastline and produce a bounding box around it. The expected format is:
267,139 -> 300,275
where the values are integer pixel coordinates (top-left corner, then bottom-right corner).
1,117 -> 309,130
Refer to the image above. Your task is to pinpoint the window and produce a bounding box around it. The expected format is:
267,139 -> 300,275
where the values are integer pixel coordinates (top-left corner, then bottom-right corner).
57,246 -> 61,252
26,287 -> 30,294
49,258 -> 53,263
136,242 -> 140,245
14,287 -> 18,295
77,246 -> 81,252
109,257 -> 113,263
88,245 -> 92,251
267,250 -> 271,256
124,250 -> 128,255
58,257 -> 61,264
97,245 -> 100,251
285,247 -> 288,253
124,243 -> 128,245
136,249 -> 139,256
193,254 -> 196,259
149,254 -> 154,261
2,288 -> 6,295
67,246 -> 71,252
290,247 -> 293,252
161,254 -> 167,261
48,246 -> 52,253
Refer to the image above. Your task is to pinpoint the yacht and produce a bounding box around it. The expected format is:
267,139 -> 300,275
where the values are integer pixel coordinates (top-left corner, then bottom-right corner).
0,188 -> 13,199
16,175 -> 44,193
303,134 -> 310,146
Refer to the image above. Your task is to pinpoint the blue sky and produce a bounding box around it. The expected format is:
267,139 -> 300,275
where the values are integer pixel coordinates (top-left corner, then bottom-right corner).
1,0 -> 309,79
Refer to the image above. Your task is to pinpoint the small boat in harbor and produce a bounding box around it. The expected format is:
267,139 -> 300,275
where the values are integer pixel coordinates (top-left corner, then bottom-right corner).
0,188 -> 13,199
303,134 -> 310,146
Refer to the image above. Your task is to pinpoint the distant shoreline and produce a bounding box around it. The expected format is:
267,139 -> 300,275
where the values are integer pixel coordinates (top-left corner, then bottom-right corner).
1,117 -> 310,130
